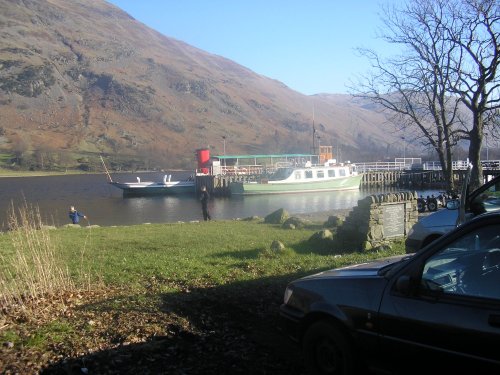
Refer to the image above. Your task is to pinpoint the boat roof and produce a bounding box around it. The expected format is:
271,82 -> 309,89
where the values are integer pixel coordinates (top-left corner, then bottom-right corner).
214,153 -> 316,160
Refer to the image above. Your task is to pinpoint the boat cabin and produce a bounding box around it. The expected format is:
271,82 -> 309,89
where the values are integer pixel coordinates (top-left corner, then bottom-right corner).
269,164 -> 357,183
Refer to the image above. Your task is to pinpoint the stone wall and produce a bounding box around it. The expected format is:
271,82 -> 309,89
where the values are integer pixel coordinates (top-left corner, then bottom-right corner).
336,191 -> 419,251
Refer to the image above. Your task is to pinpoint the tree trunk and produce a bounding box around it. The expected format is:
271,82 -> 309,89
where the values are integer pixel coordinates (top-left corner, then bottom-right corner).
468,114 -> 484,191
438,149 -> 454,193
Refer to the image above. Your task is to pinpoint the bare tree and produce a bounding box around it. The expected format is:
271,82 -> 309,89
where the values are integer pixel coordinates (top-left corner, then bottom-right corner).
33,144 -> 56,170
443,0 -> 500,189
351,0 -> 500,191
57,150 -> 73,171
11,135 -> 30,168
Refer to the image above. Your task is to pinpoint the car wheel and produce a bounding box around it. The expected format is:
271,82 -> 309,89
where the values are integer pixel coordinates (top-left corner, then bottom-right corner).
302,320 -> 357,375
417,199 -> 426,212
427,199 -> 438,212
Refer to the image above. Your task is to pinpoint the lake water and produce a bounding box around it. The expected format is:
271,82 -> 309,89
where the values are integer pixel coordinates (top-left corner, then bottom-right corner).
0,172 -> 441,230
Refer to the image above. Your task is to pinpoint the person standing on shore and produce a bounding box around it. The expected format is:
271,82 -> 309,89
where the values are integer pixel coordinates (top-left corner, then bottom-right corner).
69,206 -> 87,224
200,186 -> 211,221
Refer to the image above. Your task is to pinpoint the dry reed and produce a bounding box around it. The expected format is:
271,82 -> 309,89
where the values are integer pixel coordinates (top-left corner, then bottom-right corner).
0,201 -> 75,316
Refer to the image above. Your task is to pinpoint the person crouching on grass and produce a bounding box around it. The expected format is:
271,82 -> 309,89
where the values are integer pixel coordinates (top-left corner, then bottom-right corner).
69,206 -> 87,224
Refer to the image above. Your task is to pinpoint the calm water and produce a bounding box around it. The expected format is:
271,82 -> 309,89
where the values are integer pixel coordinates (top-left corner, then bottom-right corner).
0,172 -> 441,230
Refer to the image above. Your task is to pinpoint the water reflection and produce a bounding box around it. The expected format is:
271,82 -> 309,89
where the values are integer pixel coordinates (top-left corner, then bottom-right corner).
223,190 -> 364,219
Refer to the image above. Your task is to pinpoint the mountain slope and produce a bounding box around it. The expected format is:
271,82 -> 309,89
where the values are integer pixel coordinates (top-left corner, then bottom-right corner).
0,0 -> 396,168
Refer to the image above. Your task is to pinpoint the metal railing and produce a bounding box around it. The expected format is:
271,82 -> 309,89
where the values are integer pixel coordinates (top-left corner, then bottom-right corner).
206,160 -> 500,176
354,162 -> 407,172
355,160 -> 500,172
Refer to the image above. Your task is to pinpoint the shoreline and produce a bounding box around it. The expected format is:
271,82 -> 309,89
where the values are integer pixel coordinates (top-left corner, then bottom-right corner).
292,208 -> 353,223
293,207 -> 433,223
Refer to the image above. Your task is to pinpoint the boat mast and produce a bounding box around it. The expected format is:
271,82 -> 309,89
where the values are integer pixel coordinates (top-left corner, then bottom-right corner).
311,103 -> 316,156
100,155 -> 114,182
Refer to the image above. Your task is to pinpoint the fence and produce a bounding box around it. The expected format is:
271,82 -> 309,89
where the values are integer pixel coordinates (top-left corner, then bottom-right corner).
208,159 -> 500,178
356,160 -> 500,173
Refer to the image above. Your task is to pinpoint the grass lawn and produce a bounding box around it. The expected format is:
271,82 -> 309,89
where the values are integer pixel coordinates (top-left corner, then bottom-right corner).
0,218 -> 405,374
0,168 -> 87,178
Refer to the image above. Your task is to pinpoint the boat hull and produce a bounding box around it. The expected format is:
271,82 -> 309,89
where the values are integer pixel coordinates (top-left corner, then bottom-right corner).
229,174 -> 363,195
110,181 -> 195,196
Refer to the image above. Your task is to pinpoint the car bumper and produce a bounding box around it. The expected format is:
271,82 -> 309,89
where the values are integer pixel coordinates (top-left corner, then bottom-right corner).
279,303 -> 303,343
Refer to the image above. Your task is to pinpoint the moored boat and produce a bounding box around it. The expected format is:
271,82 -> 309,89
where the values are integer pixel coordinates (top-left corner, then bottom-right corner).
229,162 -> 363,196
100,155 -> 196,196
109,174 -> 196,196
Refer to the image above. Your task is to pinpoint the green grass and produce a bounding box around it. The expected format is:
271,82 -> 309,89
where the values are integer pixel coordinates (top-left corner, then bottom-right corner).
0,321 -> 75,350
26,321 -> 75,349
0,218 -> 405,370
82,222 -> 400,283
1,219 -> 405,292
0,168 -> 87,177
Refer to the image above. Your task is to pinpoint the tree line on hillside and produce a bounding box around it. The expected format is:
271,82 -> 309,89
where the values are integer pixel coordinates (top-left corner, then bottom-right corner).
1,145 -> 179,173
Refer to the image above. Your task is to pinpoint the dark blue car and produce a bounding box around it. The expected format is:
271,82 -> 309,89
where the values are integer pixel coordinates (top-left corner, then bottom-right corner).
280,212 -> 500,375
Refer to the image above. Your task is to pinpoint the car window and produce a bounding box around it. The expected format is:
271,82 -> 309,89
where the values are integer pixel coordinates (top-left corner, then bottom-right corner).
470,194 -> 500,216
484,197 -> 500,212
420,224 -> 500,300
467,175 -> 500,213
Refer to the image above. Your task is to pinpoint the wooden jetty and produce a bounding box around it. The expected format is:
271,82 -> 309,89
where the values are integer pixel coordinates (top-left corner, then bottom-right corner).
192,150 -> 500,196
196,167 -> 500,197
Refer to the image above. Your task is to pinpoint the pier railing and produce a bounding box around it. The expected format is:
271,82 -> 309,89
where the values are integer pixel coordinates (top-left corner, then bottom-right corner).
211,160 -> 500,177
204,159 -> 500,196
355,160 -> 500,172
354,162 -> 407,172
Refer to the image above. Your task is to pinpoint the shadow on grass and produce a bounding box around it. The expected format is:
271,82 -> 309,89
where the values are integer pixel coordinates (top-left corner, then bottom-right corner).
212,240 -> 356,259
39,272 -> 311,375
211,247 -> 263,260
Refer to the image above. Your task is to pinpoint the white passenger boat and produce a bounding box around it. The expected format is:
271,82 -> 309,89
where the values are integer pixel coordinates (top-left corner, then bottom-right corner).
229,161 -> 362,196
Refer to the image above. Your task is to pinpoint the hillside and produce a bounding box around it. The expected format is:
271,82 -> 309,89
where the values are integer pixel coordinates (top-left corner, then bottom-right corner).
0,0 -> 399,169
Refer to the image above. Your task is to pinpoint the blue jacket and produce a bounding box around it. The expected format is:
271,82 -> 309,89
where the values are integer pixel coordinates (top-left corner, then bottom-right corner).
69,210 -> 85,224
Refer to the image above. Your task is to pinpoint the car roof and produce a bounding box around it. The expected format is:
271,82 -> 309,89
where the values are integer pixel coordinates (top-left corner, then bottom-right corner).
469,210 -> 500,221
412,210 -> 500,260
436,209 -> 500,242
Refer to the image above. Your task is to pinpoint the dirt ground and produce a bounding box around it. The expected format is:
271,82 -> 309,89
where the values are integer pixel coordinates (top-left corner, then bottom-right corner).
1,279 -> 308,375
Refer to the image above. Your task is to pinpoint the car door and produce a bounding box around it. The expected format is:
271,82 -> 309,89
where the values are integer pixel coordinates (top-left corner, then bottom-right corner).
377,215 -> 500,374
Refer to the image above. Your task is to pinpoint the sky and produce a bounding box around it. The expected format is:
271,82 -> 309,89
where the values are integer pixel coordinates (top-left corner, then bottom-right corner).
106,0 -> 397,95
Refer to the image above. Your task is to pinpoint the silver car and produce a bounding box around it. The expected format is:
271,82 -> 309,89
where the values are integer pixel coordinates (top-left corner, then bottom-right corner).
405,169 -> 500,253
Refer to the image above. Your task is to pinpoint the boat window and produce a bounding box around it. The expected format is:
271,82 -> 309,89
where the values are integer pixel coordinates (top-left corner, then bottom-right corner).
328,169 -> 336,177
270,168 -> 293,181
317,170 -> 325,178
294,171 -> 301,180
339,169 -> 346,177
305,170 -> 313,179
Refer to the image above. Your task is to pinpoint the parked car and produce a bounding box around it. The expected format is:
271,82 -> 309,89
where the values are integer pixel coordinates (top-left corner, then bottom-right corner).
405,170 -> 500,253
280,212 -> 500,375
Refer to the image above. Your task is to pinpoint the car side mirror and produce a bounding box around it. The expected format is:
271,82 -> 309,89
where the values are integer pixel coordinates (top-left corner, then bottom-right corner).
395,275 -> 411,295
446,200 -> 460,210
